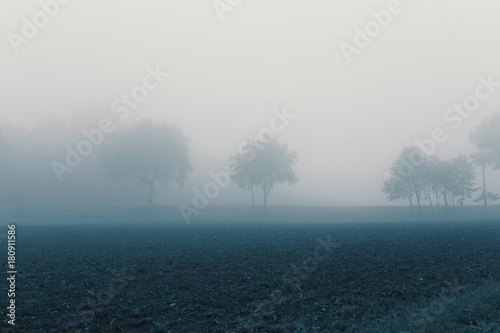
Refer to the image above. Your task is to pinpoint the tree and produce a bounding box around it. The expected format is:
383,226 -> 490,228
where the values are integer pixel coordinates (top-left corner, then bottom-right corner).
474,191 -> 500,206
228,143 -> 260,213
450,153 -> 477,214
229,139 -> 298,214
470,112 -> 500,168
101,120 -> 192,206
383,172 -> 414,208
428,156 -> 476,215
428,157 -> 442,206
471,150 -> 496,213
382,146 -> 428,215
432,159 -> 455,213
422,156 -> 442,213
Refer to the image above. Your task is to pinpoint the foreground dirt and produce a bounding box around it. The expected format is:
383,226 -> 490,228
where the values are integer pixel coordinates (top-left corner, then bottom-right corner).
3,219 -> 500,332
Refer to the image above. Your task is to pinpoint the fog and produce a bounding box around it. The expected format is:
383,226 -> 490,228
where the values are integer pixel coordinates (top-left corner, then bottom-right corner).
2,0 -> 500,212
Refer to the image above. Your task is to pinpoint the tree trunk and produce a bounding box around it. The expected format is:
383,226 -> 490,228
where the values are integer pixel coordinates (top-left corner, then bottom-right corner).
263,188 -> 269,216
426,189 -> 433,215
263,193 -> 267,216
413,185 -> 421,216
460,194 -> 464,216
434,191 -> 440,216
482,165 -> 488,214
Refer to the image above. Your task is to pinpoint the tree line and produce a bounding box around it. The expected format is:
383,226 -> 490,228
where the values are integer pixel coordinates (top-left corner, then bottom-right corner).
383,112 -> 500,215
1,111 -> 499,215
0,118 -> 298,212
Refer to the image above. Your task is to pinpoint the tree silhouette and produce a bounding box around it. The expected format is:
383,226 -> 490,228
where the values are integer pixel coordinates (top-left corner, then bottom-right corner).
471,150 -> 496,213
383,148 -> 479,216
450,153 -> 477,214
101,120 -> 192,206
470,112 -> 500,168
229,143 -> 260,213
382,146 -> 428,215
474,191 -> 500,206
383,172 -> 414,208
229,139 -> 298,214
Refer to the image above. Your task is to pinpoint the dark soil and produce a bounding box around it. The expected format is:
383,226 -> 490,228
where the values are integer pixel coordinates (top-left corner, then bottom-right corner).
3,219 -> 500,332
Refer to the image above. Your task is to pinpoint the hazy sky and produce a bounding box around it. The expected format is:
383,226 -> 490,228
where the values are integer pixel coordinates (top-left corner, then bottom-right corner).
2,0 -> 500,206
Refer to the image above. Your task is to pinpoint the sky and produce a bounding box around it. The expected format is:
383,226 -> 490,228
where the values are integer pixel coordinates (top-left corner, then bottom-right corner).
1,0 -> 500,207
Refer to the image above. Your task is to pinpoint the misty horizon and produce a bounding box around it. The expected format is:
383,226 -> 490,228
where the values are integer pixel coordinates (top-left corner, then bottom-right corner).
3,1 -> 500,211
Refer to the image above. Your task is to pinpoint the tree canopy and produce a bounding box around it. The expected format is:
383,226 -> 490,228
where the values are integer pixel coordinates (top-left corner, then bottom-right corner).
101,120 -> 192,206
229,139 -> 298,213
383,146 -> 476,215
470,112 -> 500,169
